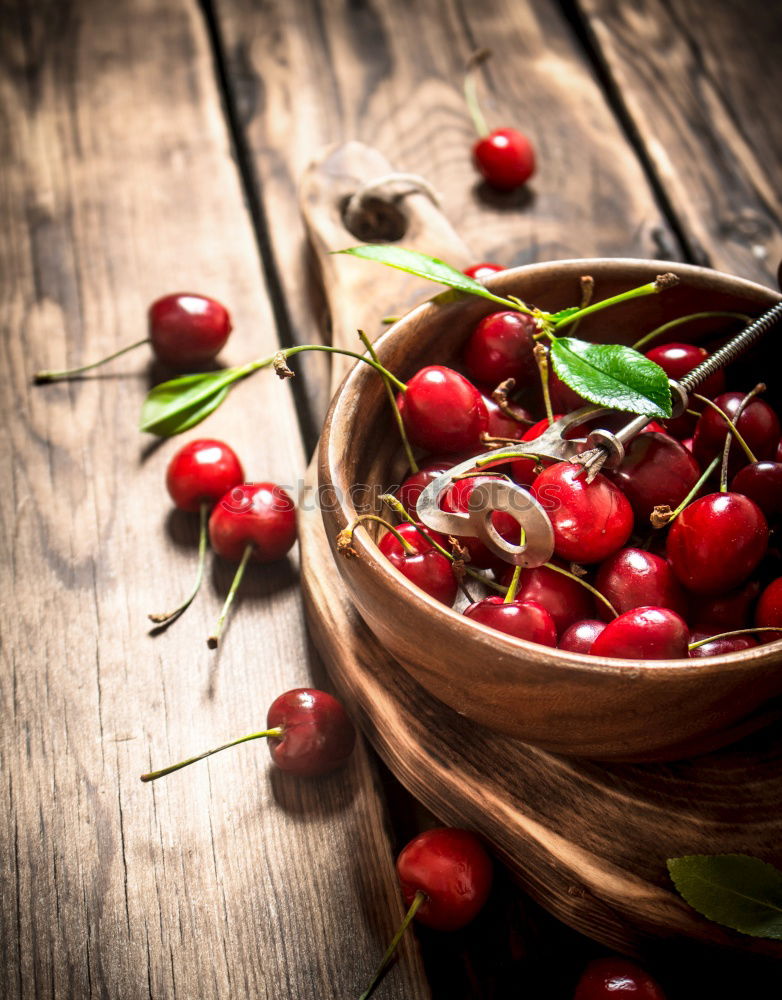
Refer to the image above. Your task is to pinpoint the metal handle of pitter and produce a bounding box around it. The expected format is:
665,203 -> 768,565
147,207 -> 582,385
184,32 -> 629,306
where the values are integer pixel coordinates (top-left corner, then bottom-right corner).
416,299 -> 782,568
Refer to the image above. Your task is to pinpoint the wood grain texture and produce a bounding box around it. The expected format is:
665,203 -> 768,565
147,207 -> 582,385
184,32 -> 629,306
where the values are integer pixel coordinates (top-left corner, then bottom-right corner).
572,0 -> 782,284
0,2 -> 429,998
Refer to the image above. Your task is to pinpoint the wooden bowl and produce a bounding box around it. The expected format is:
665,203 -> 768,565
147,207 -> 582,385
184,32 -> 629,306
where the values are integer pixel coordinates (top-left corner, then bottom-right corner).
318,259 -> 782,762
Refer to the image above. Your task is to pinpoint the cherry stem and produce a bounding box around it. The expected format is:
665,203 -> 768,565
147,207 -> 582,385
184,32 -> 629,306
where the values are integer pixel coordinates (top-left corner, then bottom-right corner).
34,338 -> 150,383
631,311 -> 751,351
358,329 -> 418,474
552,275 -> 678,333
719,384 -> 766,490
688,627 -> 781,651
541,561 -> 618,618
140,726 -> 284,782
652,455 -> 720,527
692,393 -> 759,465
208,543 -> 253,648
148,501 -> 209,625
504,561 -> 523,604
491,379 -> 534,425
534,345 -> 554,425
271,345 -> 407,392
463,49 -> 491,138
569,275 -> 595,336
357,889 -> 427,1000
349,514 -> 417,554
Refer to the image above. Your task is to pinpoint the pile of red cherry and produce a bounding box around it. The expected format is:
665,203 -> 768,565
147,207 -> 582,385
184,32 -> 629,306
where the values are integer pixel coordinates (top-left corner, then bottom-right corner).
361,302 -> 782,660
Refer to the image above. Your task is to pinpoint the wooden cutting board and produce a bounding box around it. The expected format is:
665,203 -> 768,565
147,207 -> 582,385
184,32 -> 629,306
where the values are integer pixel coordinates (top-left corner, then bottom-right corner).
297,141 -> 782,959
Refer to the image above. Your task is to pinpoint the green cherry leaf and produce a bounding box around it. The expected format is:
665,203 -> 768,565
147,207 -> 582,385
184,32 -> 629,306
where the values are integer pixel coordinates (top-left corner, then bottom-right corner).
335,246 -> 511,306
667,855 -> 782,940
549,338 -> 672,418
139,369 -> 245,436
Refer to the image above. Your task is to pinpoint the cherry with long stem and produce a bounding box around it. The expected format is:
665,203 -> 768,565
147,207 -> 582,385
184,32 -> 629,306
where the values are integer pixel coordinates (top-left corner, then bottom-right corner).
141,725 -> 282,781
36,339 -> 152,382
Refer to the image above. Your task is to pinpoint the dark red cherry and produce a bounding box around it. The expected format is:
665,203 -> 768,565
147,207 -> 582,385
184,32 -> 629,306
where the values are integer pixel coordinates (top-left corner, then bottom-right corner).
689,630 -> 758,657
666,492 -> 768,595
531,463 -> 634,564
463,596 -> 557,646
559,619 -> 606,653
378,523 -> 457,606
730,462 -> 782,522
441,475 -> 519,569
165,438 -> 244,512
549,369 -> 586,413
689,579 -> 761,632
398,366 -> 488,454
397,827 -> 493,931
573,956 -> 667,999
482,394 -> 532,440
607,432 -> 700,528
777,439 -> 782,463
510,416 -> 562,486
590,607 -> 689,659
463,262 -> 503,280
755,577 -> 782,642
594,548 -> 687,621
473,127 -> 535,191
149,292 -> 232,369
692,391 -> 781,476
209,482 -> 297,563
397,458 -> 456,518
645,342 -> 725,438
500,563 -> 595,634
463,311 -> 537,387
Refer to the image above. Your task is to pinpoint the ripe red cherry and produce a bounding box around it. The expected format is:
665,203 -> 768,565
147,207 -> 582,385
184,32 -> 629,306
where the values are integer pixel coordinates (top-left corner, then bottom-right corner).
378,523 -> 457,606
689,630 -> 758,657
559,619 -> 606,653
666,492 -> 768,595
140,687 -> 355,782
441,474 -> 519,569
396,457 -> 456,518
594,548 -> 687,622
755,577 -> 782,642
549,369 -> 586,413
607,432 -> 700,528
463,262 -> 503,280
463,311 -> 537,386
590,607 -> 689,659
573,956 -> 667,999
397,366 -> 488,454
500,563 -> 596,634
473,128 -> 535,190
645,342 -> 725,438
165,438 -> 244,512
463,596 -> 557,646
692,391 -> 781,476
730,461 -> 782,522
531,463 -> 633,564
689,579 -> 761,632
482,395 -> 532,440
149,292 -> 232,368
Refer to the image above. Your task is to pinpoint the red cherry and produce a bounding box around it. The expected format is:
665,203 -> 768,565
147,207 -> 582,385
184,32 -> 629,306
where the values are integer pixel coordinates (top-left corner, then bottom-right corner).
590,607 -> 689,659
396,827 -> 493,931
398,366 -> 488,454
463,596 -> 557,646
755,577 -> 782,642
378,523 -> 457,607
531,463 -> 634,564
607,432 -> 700,528
574,956 -> 667,999
482,394 -> 532,440
165,438 -> 244,513
645,342 -> 725,438
549,369 -> 586,413
441,475 -> 519,570
149,292 -> 232,369
500,563 -> 596,634
689,630 -> 758,657
510,415 -> 564,486
689,579 -> 761,632
594,548 -> 687,621
473,128 -> 535,191
141,687 -> 355,782
463,311 -> 537,387
396,457 -> 456,518
666,492 -> 768,595
463,262 -> 503,280
692,391 -> 781,476
730,461 -> 782,522
777,439 -> 782,463
559,619 -> 606,653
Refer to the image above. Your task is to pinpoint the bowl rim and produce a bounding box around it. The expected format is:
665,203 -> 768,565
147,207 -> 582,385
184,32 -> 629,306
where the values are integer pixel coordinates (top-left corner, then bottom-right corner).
320,257 -> 782,682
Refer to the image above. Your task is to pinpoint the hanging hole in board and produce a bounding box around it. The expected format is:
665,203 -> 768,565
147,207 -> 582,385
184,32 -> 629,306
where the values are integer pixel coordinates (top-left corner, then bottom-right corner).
339,194 -> 408,242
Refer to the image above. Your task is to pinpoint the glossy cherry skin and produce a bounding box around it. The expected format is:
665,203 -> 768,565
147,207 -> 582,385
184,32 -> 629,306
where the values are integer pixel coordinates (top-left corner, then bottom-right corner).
463,262 -> 503,280
573,957 -> 667,1000
165,438 -> 244,512
266,689 -> 356,776
666,492 -> 768,595
688,579 -> 761,632
482,395 -> 532,440
645,342 -> 725,438
397,457 -> 456,518
730,461 -> 782,522
378,523 -> 457,606
500,563 -> 595,634
755,577 -> 782,642
559,619 -> 606,653
473,127 -> 535,191
442,475 -> 519,569
549,369 -> 586,413
208,483 -> 297,562
396,827 -> 493,931
692,391 -> 781,476
398,366 -> 488,454
594,548 -> 687,621
777,439 -> 782,463
463,596 -> 557,646
689,630 -> 758,658
531,463 -> 634,564
607,432 -> 700,528
590,607 -> 689,660
510,416 -> 562,486
463,311 -> 537,387
149,292 -> 232,369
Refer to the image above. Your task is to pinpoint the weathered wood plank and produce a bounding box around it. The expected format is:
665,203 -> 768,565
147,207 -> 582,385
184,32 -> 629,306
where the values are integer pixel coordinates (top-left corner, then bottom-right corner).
572,0 -> 782,284
0,1 -> 428,997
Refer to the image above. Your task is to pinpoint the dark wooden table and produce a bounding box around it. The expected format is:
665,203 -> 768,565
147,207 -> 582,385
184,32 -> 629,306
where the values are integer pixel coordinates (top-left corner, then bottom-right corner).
2,1 -> 780,998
